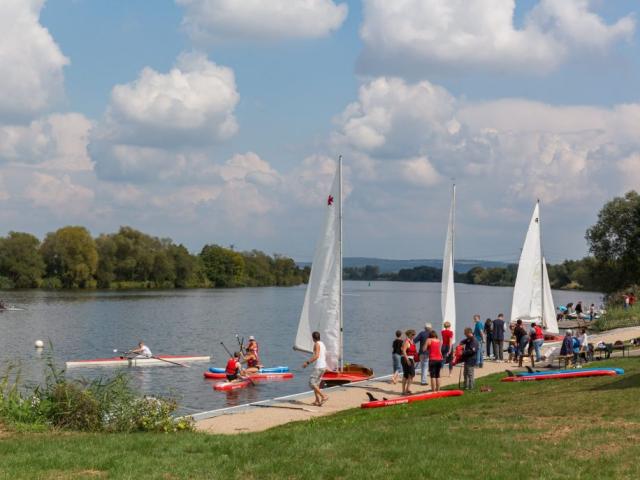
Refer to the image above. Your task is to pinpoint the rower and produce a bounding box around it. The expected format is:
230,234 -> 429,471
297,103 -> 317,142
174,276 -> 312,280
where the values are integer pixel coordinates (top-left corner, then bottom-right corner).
130,341 -> 152,358
225,351 -> 243,382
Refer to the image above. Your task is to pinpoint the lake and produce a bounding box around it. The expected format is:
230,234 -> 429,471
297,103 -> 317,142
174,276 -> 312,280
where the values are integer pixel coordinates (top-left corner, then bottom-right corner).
0,283 -> 603,414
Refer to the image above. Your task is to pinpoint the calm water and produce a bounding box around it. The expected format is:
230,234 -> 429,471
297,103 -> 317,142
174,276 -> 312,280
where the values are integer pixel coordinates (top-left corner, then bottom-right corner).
0,283 -> 603,413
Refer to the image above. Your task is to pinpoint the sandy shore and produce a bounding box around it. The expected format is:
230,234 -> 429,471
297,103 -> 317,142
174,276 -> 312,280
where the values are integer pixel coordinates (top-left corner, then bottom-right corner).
196,326 -> 640,435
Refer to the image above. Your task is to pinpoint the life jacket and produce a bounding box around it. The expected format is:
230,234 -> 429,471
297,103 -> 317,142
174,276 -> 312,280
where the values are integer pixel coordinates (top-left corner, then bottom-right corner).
225,358 -> 239,375
452,345 -> 464,366
406,339 -> 418,362
246,354 -> 258,369
248,342 -> 260,362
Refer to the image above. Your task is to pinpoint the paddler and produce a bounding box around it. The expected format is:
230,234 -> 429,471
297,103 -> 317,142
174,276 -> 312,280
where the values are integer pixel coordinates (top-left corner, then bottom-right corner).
241,348 -> 261,374
225,351 -> 243,382
130,341 -> 152,358
246,336 -> 259,360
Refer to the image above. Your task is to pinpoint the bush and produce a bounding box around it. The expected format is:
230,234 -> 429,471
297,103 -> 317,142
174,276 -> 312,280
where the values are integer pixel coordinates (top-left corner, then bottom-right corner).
40,277 -> 62,289
0,276 -> 14,289
594,305 -> 640,332
0,360 -> 193,433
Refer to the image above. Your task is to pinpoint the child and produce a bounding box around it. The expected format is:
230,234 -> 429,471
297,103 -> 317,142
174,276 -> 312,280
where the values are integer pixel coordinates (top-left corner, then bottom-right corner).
507,325 -> 517,363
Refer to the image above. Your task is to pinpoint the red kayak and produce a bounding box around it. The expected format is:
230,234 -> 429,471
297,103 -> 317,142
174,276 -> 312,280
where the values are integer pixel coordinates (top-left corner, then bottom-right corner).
213,379 -> 252,391
502,370 -> 616,382
361,390 -> 464,409
204,371 -> 294,380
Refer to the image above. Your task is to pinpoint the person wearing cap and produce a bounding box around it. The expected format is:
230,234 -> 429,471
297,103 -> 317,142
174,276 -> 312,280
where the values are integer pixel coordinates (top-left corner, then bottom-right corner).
413,323 -> 433,385
247,336 -> 259,359
245,336 -> 262,371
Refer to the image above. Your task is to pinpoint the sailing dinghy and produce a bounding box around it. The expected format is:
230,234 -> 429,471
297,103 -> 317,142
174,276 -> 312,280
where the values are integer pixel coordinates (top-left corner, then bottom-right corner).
294,156 -> 373,387
441,185 -> 456,341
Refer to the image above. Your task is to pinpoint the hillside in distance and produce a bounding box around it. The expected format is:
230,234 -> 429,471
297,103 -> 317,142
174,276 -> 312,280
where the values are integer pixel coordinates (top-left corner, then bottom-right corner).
298,257 -> 509,274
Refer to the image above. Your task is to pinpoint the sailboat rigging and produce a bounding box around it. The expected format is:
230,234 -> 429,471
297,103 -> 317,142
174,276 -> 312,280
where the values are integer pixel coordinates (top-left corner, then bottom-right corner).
294,156 -> 373,386
441,184 -> 456,340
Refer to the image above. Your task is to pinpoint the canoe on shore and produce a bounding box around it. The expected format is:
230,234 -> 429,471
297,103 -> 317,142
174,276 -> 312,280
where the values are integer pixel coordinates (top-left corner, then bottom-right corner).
361,390 -> 464,409
516,367 -> 624,377
502,370 -> 617,382
65,355 -> 210,368
204,371 -> 294,380
208,366 -> 289,374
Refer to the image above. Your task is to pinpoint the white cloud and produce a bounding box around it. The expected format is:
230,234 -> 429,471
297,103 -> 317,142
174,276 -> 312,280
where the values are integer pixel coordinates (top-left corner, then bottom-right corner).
332,76 -> 640,207
0,113 -> 92,171
0,174 -> 8,201
0,0 -> 69,120
24,173 -> 94,215
177,0 -> 347,43
359,0 -> 634,75
617,153 -> 640,192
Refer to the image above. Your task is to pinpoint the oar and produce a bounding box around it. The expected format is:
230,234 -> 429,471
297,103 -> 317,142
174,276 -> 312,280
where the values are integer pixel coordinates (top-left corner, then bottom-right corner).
113,350 -> 189,368
235,334 -> 245,354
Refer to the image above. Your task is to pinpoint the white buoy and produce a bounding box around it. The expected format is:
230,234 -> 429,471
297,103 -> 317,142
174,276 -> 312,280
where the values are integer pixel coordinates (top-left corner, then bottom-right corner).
34,340 -> 44,349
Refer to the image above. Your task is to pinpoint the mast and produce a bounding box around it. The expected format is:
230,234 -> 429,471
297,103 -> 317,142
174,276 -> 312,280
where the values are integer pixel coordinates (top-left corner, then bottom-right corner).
538,199 -> 545,329
338,155 -> 344,371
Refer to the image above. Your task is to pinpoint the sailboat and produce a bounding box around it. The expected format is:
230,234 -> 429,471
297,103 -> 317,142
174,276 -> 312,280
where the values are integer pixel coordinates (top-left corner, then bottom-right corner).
441,185 -> 456,340
294,156 -> 373,386
510,201 -> 559,336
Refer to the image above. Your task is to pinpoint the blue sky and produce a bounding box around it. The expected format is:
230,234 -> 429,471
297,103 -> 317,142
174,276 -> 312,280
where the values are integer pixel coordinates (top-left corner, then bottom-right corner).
1,0 -> 640,263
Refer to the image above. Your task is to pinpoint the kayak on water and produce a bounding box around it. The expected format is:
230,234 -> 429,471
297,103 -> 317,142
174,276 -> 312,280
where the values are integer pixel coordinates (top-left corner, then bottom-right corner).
502,370 -> 617,382
204,371 -> 293,380
361,390 -> 464,409
208,366 -> 289,374
516,367 -> 624,377
65,355 -> 210,368
213,379 -> 252,391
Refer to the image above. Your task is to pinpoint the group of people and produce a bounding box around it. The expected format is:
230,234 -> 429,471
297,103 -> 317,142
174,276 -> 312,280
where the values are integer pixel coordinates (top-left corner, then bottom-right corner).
224,336 -> 263,380
559,328 -> 590,366
558,301 -> 600,321
623,293 -> 637,310
392,313 -> 560,394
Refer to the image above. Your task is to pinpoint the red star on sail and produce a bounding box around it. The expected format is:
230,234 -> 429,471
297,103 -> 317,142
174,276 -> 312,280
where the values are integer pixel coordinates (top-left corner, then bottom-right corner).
327,195 -> 334,206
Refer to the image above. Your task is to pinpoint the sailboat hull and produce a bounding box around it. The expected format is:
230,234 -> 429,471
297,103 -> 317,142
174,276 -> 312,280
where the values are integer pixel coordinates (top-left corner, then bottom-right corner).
321,364 -> 374,387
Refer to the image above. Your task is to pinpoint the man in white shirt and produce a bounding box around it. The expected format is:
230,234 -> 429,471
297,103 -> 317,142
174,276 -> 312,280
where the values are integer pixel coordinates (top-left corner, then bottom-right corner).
302,331 -> 328,407
130,341 -> 152,358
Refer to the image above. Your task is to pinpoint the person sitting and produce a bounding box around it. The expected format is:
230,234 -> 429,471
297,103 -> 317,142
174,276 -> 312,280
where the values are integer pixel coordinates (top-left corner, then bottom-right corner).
242,349 -> 261,374
130,341 -> 152,358
225,352 -> 243,382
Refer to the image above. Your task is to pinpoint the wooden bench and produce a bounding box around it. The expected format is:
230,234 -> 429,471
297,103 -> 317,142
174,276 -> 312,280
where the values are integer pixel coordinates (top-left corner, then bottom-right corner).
555,355 -> 574,368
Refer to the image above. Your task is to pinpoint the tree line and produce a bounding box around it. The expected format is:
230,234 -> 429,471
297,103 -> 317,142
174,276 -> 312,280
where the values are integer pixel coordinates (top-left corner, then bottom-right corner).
344,191 -> 640,295
0,226 -> 308,289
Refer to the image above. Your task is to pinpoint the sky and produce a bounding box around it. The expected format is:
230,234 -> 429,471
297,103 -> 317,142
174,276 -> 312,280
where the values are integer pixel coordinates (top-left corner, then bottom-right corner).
1,0 -> 639,264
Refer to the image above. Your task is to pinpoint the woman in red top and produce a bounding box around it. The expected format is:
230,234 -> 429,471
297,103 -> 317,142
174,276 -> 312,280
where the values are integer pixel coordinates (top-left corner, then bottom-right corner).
401,329 -> 417,395
426,331 -> 444,392
441,321 -> 454,376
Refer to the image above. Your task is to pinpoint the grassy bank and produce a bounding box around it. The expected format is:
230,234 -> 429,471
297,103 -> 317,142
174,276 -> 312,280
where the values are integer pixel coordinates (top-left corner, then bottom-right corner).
2,359 -> 640,479
595,305 -> 640,331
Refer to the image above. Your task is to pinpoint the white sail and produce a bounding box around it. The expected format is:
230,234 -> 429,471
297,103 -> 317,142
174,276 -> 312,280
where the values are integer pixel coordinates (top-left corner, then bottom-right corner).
542,259 -> 558,334
293,160 -> 341,371
441,185 -> 456,339
511,202 -> 557,333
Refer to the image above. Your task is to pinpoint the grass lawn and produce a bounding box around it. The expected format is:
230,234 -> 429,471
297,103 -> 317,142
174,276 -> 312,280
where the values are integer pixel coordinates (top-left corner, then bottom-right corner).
2,359 -> 640,480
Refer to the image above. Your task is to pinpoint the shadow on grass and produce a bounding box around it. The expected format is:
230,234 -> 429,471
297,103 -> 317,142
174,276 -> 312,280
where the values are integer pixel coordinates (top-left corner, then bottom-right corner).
590,373 -> 640,391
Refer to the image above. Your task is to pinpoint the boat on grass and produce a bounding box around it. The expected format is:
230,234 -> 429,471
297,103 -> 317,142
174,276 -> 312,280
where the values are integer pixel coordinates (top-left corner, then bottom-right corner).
65,355 -> 210,368
293,156 -> 373,387
502,370 -> 617,382
361,390 -> 464,409
516,367 -> 624,377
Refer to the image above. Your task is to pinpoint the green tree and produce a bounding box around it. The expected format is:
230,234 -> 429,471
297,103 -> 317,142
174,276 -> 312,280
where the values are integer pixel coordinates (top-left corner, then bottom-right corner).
200,245 -> 245,287
586,191 -> 640,292
40,226 -> 98,288
0,232 -> 45,288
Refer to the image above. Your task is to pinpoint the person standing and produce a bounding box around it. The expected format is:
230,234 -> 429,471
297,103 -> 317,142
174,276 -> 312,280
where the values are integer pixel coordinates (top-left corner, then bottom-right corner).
589,304 -> 596,321
579,328 -> 589,363
484,318 -> 494,359
575,301 -> 583,318
401,330 -> 418,395
492,314 -> 505,362
391,330 -> 403,384
473,315 -> 484,368
513,319 -> 529,368
460,328 -> 479,390
531,322 -> 544,363
414,323 -> 432,385
441,321 -> 454,376
560,330 -> 574,366
426,331 -> 443,392
302,331 -> 329,407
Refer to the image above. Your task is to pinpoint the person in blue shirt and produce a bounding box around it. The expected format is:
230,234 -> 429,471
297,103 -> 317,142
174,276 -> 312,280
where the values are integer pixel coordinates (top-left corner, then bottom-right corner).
413,323 -> 432,385
572,333 -> 581,366
472,315 -> 484,368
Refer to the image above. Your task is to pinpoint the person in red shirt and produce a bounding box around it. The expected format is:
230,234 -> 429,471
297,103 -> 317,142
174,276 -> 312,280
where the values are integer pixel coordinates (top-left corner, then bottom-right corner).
441,321 -> 454,376
401,330 -> 417,395
426,331 -> 443,392
225,352 -> 243,382
531,322 -> 545,363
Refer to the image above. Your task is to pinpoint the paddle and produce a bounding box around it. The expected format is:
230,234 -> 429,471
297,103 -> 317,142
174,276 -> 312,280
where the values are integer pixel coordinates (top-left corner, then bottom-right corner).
113,349 -> 189,368
220,342 -> 256,386
235,334 -> 245,354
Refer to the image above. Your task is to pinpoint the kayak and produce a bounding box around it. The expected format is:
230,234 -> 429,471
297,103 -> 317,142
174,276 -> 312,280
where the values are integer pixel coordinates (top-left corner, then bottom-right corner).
208,366 -> 289,374
214,379 -> 252,391
502,370 -> 617,382
361,390 -> 464,409
204,371 -> 294,380
321,365 -> 374,386
65,355 -> 210,368
516,367 -> 624,377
